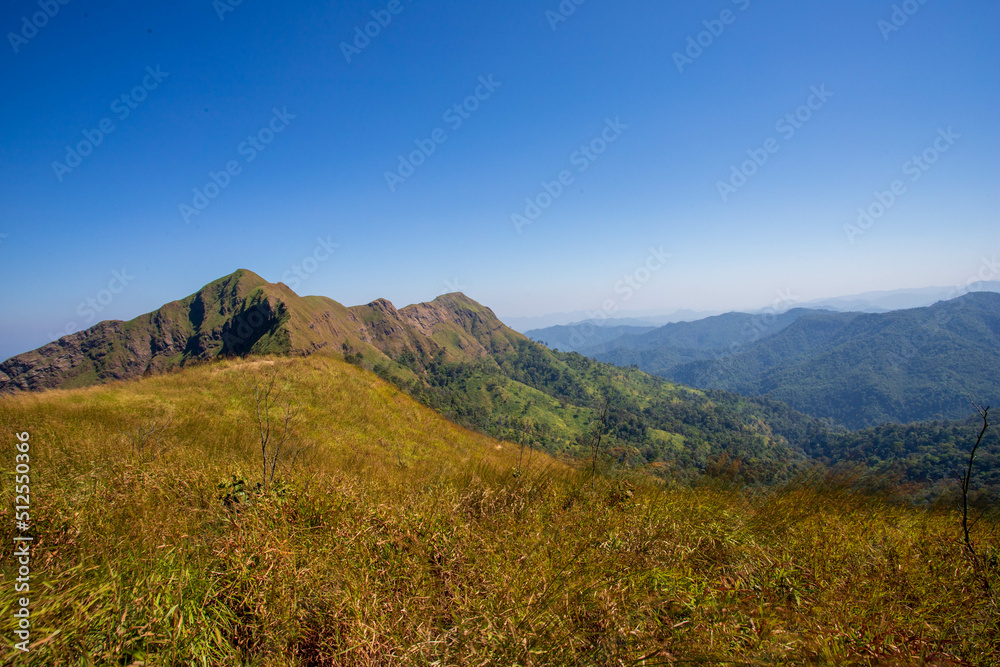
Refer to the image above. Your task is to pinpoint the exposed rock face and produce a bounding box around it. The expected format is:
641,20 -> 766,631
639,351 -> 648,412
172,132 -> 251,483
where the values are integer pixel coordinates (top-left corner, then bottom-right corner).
401,295 -> 484,334
0,322 -> 127,391
400,294 -> 518,358
0,271 -> 526,393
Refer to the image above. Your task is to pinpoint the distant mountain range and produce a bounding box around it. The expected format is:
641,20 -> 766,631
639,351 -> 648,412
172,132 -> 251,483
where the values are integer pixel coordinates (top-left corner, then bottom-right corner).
505,309 -> 717,333
519,282 -> 1000,346
525,323 -> 658,353
798,282 -> 1000,313
584,293 -> 1000,429
528,308 -> 821,355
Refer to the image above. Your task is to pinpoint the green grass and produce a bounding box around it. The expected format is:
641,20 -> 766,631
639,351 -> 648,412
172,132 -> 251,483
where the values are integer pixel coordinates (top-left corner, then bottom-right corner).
1,355 -> 997,665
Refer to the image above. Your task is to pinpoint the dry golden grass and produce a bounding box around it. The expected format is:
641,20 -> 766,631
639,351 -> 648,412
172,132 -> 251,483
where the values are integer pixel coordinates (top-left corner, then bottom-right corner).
0,355 -> 997,665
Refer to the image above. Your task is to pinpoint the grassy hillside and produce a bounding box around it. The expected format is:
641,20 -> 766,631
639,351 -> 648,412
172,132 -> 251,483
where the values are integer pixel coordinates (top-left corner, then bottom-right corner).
1,355 -> 997,665
361,337 -> 1000,495
373,339 -> 814,485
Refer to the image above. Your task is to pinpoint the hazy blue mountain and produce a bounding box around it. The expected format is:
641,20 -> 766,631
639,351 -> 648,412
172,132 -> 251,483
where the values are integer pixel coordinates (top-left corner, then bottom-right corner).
664,293 -> 1000,428
586,308 -> 826,374
525,323 -> 657,352
511,283 -> 1000,339
503,309 -> 719,333
799,283 -> 1000,313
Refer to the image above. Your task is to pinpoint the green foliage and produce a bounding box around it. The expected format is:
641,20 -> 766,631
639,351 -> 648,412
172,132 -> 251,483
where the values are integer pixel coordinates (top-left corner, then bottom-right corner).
822,415 -> 1000,501
369,338 -> 813,485
218,475 -> 256,509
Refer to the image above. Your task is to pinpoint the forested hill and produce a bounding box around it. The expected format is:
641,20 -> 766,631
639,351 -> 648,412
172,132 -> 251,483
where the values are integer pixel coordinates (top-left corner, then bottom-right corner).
368,336 -> 999,497
591,292 -> 1000,429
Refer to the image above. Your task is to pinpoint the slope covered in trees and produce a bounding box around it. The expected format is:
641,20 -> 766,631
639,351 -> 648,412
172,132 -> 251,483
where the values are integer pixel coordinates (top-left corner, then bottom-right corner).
590,293 -> 1000,429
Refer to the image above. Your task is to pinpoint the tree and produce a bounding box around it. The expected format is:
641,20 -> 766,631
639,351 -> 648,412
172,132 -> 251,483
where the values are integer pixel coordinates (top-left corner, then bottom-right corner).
589,402 -> 611,480
242,365 -> 299,494
960,400 -> 993,598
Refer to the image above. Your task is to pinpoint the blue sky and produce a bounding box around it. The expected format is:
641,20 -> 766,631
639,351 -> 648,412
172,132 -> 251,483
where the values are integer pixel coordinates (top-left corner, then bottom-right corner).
1,0 -> 998,360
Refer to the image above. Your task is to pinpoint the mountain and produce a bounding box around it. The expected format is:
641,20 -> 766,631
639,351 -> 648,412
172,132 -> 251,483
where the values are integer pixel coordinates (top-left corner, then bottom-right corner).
524,323 -> 657,353
524,281 -> 1000,352
586,308 -> 826,374
0,269 -> 522,393
503,308 -> 718,333
798,282 -> 1000,313
652,293 -> 1000,428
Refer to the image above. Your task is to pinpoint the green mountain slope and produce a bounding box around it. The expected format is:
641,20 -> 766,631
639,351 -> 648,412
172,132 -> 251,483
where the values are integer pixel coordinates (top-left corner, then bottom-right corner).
374,339 -> 815,483
588,308 -> 825,375
665,293 -> 1000,428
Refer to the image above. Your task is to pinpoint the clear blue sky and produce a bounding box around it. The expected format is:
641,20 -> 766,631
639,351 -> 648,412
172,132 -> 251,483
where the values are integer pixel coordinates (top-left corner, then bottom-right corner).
1,0 -> 997,360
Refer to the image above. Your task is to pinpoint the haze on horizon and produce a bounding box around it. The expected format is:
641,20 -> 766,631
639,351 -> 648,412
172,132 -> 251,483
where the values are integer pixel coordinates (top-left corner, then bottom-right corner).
0,0 -> 997,361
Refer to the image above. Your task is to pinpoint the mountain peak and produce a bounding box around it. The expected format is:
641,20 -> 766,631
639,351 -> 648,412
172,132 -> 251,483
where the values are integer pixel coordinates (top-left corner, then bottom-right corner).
206,268 -> 269,292
365,298 -> 400,314
1,272 -> 526,393
425,292 -> 492,313
946,290 -> 1000,306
